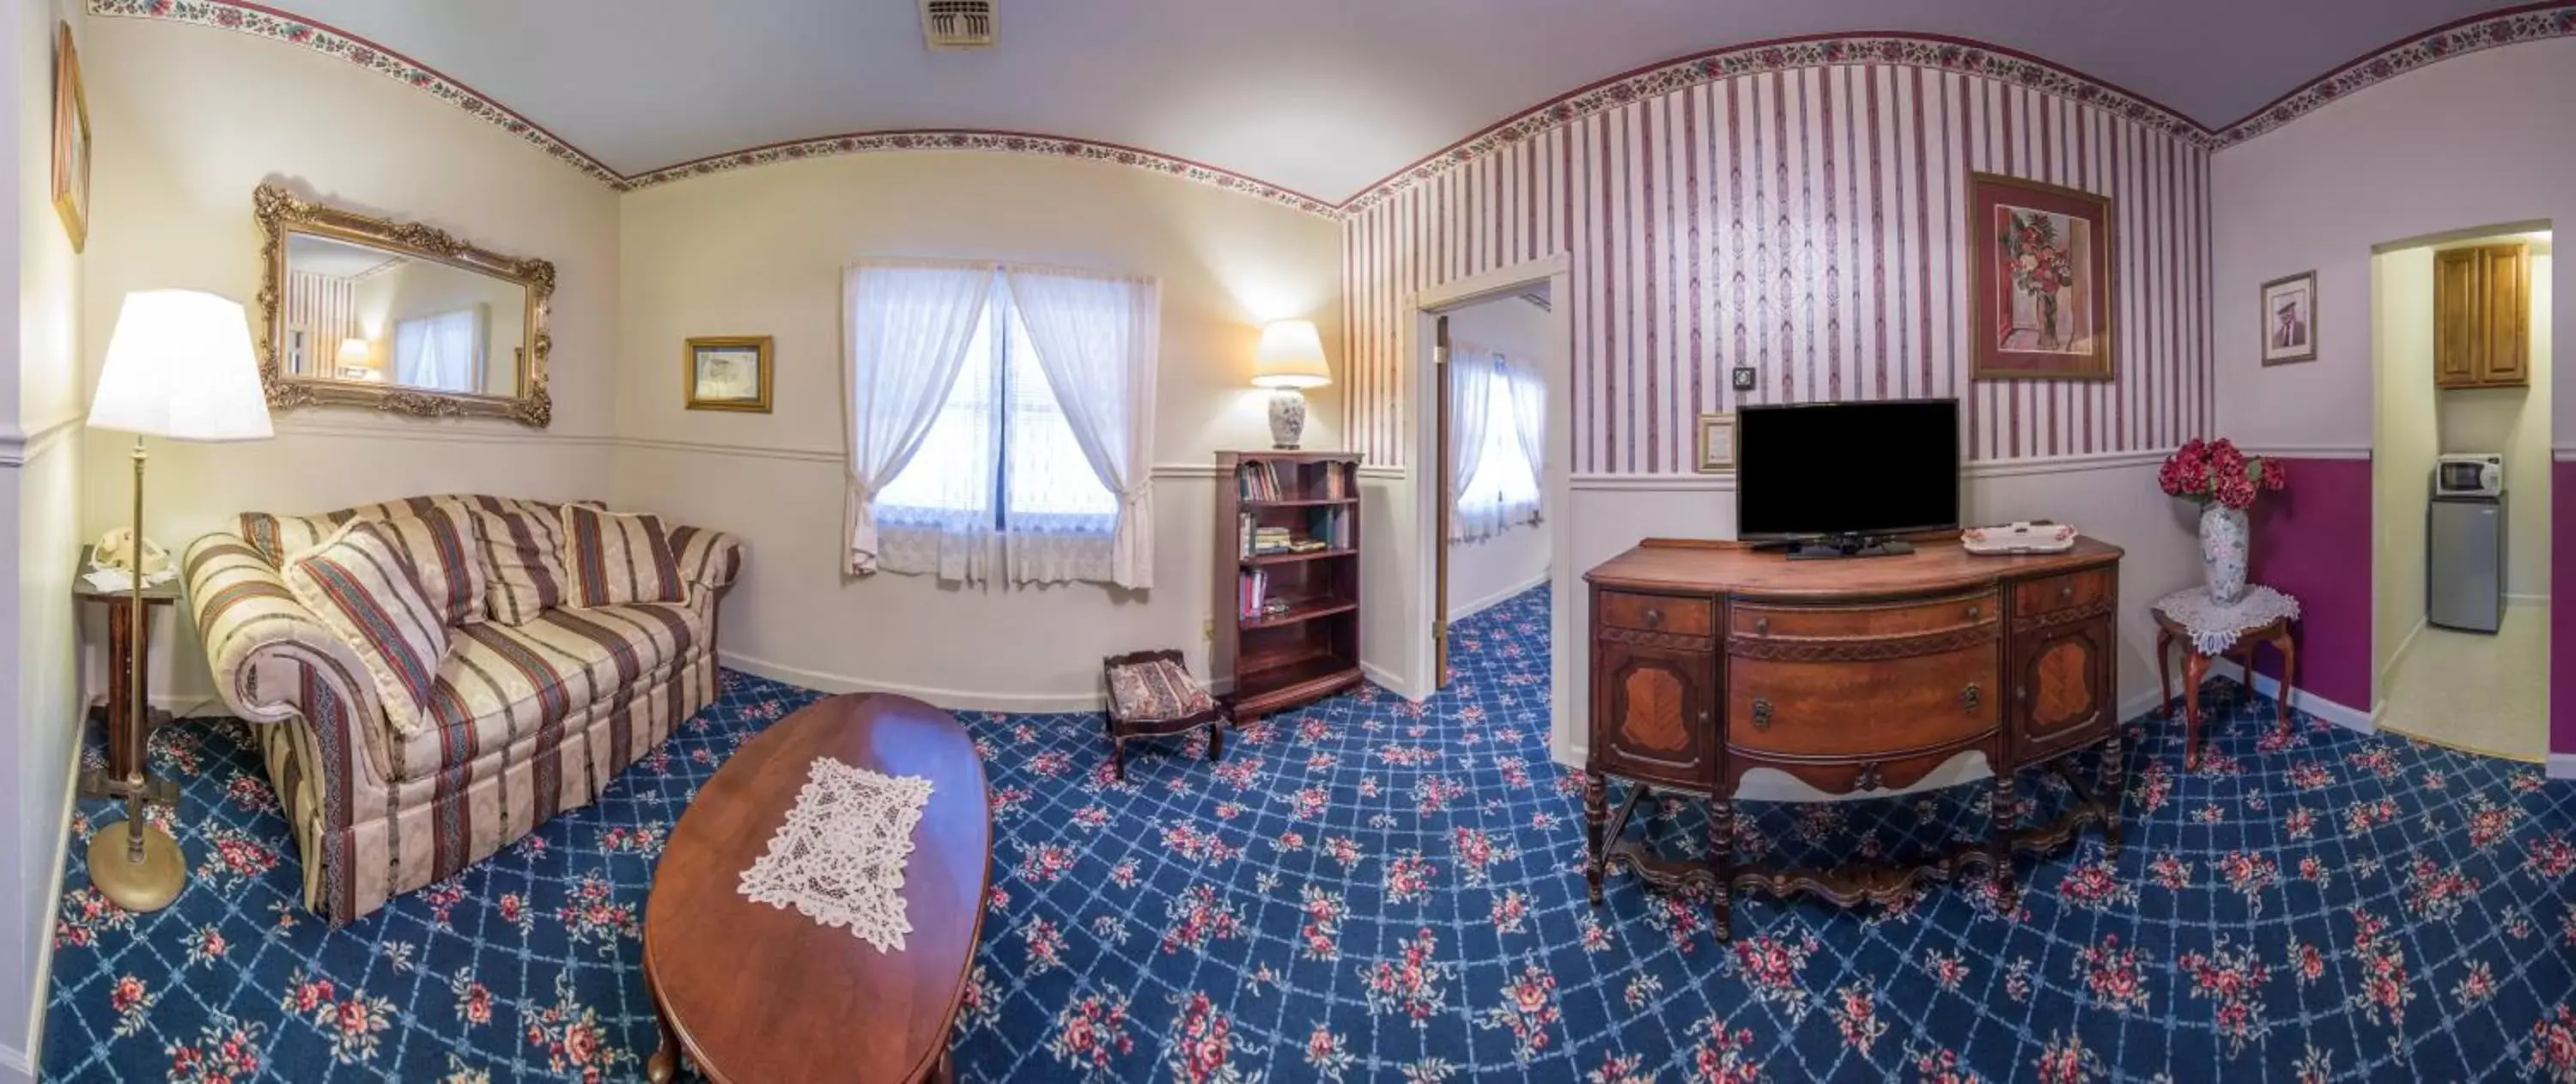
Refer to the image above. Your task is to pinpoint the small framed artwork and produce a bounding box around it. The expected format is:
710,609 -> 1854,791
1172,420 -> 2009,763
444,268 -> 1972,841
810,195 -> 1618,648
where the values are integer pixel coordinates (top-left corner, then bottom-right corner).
2259,271 -> 2318,365
50,22 -> 88,253
684,336 -> 773,412
1966,172 -> 2115,381
1694,412 -> 1736,473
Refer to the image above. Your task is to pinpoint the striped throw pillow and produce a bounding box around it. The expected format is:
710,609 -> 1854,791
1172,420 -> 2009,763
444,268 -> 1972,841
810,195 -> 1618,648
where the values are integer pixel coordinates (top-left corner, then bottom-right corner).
558,505 -> 686,608
369,501 -> 489,627
465,496 -> 579,625
283,520 -> 453,736
239,496 -> 457,565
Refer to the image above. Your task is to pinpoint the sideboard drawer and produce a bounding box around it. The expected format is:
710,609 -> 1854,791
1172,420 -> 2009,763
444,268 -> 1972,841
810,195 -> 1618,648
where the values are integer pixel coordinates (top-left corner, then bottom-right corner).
1727,645 -> 2000,758
1597,592 -> 1715,638
2014,568 -> 2114,618
1731,590 -> 1997,643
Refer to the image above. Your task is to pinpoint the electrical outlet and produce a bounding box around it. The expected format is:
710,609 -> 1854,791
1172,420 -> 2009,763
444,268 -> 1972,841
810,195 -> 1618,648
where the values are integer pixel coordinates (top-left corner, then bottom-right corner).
1731,367 -> 1758,392
1202,617 -> 1215,642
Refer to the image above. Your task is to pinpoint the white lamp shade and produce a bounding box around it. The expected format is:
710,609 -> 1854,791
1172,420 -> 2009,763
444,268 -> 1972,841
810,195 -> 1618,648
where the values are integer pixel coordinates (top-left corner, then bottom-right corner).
1252,319 -> 1331,389
89,289 -> 275,442
336,337 -> 373,366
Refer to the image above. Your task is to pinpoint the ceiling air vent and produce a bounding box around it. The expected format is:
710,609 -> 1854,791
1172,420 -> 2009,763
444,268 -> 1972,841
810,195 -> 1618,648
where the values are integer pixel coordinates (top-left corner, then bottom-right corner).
921,0 -> 995,51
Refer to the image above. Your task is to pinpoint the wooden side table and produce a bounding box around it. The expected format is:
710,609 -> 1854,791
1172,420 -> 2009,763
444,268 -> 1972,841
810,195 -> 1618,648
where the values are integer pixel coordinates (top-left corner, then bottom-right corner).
75,546 -> 181,807
2153,602 -> 2296,770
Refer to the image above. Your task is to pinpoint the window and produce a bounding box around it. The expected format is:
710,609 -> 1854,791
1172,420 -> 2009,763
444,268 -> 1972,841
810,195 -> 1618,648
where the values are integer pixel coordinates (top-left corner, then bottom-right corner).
873,277 -> 1121,581
1453,351 -> 1543,541
392,307 -> 484,393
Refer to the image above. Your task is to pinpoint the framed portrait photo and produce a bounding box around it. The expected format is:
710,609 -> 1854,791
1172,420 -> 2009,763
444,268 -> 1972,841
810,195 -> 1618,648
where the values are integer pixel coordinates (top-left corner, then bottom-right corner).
683,336 -> 773,412
51,22 -> 88,253
2259,271 -> 2318,365
1966,173 -> 2114,381
1694,412 -> 1736,473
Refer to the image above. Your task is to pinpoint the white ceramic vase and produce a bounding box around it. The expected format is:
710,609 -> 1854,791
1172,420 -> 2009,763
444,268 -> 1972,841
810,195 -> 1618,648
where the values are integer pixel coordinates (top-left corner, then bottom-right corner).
2199,503 -> 2250,605
1267,387 -> 1308,449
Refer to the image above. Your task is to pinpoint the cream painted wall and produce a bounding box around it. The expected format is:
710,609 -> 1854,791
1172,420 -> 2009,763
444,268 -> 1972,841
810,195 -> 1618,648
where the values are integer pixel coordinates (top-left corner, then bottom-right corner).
612,152 -> 1344,708
2213,38 -> 2576,450
2373,247 -> 2438,688
4,0 -> 86,1075
76,17 -> 622,705
2434,247 -> 2552,602
1443,293 -> 1551,620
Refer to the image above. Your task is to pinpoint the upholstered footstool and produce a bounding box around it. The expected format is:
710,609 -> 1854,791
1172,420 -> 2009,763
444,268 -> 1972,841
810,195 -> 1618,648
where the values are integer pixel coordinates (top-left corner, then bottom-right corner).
1103,650 -> 1228,781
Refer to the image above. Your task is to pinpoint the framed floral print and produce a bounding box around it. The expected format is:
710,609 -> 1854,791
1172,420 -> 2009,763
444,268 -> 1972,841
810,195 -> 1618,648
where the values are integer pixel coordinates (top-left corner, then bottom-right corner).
684,336 -> 773,412
1967,173 -> 2114,381
51,22 -> 88,253
2259,271 -> 2318,365
1693,412 -> 1735,473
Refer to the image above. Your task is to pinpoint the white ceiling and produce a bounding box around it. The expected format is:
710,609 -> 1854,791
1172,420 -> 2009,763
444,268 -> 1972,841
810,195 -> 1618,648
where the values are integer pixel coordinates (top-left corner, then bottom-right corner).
252,0 -> 2516,201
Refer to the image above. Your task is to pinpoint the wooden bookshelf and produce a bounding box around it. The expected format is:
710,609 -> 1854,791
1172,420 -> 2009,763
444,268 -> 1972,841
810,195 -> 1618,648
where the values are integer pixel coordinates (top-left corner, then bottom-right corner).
1215,450 -> 1364,725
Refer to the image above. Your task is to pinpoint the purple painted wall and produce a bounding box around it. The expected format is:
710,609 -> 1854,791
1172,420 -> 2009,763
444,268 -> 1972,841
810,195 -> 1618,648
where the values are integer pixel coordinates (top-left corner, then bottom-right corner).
2556,462 -> 2575,758
2245,458 -> 2373,712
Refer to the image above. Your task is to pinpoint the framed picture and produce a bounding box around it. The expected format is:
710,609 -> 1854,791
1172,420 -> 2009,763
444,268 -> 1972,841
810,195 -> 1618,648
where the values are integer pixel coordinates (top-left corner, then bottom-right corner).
683,336 -> 773,412
51,22 -> 88,253
1694,412 -> 1736,473
1966,173 -> 2114,381
2259,271 -> 2318,365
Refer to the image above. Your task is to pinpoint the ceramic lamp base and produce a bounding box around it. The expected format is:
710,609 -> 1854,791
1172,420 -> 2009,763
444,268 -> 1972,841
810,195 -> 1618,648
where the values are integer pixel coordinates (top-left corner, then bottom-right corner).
88,818 -> 185,913
1267,387 -> 1309,449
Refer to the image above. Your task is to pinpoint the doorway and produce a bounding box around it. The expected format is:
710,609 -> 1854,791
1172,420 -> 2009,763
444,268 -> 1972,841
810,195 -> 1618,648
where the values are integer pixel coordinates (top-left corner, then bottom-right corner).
2369,223 -> 2552,760
1435,289 -> 1555,685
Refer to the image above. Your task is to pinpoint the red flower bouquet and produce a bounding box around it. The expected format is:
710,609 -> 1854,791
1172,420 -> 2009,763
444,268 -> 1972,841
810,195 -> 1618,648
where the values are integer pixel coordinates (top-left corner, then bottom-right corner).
2157,438 -> 2285,510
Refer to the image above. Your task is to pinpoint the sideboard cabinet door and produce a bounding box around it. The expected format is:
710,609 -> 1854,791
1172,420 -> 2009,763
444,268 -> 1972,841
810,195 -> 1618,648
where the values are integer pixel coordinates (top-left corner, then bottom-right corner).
2011,615 -> 2117,759
1592,638 -> 1717,789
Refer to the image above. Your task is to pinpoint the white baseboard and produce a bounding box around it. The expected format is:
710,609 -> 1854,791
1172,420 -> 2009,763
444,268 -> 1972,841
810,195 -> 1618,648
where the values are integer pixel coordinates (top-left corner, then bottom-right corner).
2206,659 -> 2375,734
10,726 -> 88,1081
2378,617 -> 2427,693
2550,753 -> 2576,780
0,1045 -> 29,1083
717,649 -> 1107,713
2507,594 -> 2550,607
1448,573 -> 1548,623
1360,660 -> 1416,703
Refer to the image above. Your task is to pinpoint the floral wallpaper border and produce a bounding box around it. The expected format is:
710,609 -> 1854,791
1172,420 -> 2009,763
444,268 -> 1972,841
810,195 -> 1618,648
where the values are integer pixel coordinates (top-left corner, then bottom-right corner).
2211,1 -> 2576,148
88,0 -> 2576,214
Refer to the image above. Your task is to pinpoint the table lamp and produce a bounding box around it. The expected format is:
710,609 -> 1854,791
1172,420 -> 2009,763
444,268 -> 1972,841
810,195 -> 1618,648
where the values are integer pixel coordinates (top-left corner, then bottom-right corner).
1252,319 -> 1330,449
335,336 -> 372,379
84,289 -> 274,911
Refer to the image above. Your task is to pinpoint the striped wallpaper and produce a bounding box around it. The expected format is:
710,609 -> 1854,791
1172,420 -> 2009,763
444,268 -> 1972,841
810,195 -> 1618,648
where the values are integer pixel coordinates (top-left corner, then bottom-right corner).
1340,61 -> 2214,470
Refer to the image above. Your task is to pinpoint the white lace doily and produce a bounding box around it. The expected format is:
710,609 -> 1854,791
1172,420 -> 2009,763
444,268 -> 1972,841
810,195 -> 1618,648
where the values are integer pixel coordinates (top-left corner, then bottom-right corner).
737,757 -> 935,953
2154,586 -> 2302,655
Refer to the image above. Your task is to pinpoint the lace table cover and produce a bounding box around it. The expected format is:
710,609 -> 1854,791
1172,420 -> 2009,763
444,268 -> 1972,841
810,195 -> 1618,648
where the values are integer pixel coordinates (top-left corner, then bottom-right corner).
2153,586 -> 2302,655
736,757 -> 936,953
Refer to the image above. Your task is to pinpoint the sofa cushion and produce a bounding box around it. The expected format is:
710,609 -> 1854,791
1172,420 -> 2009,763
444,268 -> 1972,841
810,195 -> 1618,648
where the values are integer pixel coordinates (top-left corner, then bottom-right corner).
397,601 -> 704,778
559,505 -> 687,608
283,520 -> 453,737
464,496 -> 580,625
240,496 -> 454,565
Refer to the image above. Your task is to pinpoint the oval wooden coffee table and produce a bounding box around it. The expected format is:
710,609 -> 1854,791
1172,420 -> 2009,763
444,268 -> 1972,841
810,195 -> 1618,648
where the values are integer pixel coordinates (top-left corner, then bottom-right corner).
644,693 -> 991,1084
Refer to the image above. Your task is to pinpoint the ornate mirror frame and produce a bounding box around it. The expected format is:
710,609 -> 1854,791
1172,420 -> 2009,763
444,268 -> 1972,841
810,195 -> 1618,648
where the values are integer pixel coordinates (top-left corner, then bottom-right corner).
252,183 -> 554,427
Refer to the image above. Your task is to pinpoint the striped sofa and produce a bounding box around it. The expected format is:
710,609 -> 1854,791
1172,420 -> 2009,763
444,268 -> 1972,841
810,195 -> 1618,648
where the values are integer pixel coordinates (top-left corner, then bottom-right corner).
184,495 -> 744,924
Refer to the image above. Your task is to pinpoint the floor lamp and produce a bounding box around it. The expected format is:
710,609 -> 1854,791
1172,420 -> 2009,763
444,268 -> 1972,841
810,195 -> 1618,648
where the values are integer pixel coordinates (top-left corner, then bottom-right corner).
84,289 -> 274,911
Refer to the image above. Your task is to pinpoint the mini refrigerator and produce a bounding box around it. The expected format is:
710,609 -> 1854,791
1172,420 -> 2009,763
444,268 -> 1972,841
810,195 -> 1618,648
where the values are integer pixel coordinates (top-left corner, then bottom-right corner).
2427,491 -> 2504,633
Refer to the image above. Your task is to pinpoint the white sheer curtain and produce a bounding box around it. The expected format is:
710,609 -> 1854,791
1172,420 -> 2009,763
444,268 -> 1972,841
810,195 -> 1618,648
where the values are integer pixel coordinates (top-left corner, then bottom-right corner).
843,259 -> 996,575
1503,356 -> 1546,519
1446,342 -> 1495,541
392,308 -> 481,392
1004,265 -> 1158,588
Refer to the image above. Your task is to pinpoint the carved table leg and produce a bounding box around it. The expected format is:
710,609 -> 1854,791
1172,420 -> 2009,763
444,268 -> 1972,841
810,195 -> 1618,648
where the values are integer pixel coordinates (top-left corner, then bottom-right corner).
1989,767 -> 2018,906
2099,729 -> 2127,859
1708,794 -> 1733,942
2155,629 -> 2174,719
647,1004 -> 679,1084
2182,651 -> 2209,771
1207,719 -> 1225,762
1583,774 -> 1607,906
2275,630 -> 2298,737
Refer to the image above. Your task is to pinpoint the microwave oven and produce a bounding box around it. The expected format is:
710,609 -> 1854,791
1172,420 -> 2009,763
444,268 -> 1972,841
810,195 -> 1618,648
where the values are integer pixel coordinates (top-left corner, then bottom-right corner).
2433,454 -> 2503,496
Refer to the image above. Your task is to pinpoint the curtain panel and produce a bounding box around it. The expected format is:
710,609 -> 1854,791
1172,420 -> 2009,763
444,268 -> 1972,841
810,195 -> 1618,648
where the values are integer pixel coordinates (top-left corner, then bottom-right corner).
1003,265 -> 1160,588
842,259 -> 997,575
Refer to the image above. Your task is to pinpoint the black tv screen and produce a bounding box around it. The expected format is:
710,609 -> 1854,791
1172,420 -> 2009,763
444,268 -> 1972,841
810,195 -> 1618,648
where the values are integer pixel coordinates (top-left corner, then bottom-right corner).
1735,399 -> 1960,539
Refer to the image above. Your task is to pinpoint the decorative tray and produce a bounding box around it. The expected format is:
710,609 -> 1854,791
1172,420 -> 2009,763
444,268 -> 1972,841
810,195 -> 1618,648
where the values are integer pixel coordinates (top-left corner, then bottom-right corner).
1960,521 -> 2079,555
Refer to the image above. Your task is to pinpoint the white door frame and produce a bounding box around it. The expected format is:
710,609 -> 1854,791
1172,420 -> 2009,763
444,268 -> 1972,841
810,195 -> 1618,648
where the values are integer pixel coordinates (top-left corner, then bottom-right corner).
1401,254 -> 1577,764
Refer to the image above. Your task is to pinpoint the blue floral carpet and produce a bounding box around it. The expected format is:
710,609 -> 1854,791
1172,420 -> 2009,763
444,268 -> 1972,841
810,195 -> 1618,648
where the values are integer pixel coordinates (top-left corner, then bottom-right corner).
40,586 -> 2576,1081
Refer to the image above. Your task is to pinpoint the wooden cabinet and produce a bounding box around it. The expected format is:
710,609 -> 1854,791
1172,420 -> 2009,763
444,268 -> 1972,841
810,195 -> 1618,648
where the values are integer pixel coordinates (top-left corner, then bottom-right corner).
2435,242 -> 2530,389
1581,536 -> 2125,940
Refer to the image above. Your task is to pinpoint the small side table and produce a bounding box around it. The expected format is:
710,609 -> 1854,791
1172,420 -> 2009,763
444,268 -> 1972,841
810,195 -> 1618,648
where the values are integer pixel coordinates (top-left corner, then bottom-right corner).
74,546 -> 182,808
2152,586 -> 2300,770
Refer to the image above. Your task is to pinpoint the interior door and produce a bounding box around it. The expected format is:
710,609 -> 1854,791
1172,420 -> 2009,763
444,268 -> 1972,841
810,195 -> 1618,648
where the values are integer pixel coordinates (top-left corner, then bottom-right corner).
1433,313 -> 1451,687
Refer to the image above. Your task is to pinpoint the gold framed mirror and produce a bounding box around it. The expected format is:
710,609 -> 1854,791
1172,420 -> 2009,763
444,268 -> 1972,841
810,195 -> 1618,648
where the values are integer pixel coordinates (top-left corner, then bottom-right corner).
253,184 -> 553,427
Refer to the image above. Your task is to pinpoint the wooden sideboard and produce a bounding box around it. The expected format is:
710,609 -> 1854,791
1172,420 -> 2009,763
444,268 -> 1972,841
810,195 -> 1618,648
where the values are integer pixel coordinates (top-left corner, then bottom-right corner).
1581,535 -> 2126,939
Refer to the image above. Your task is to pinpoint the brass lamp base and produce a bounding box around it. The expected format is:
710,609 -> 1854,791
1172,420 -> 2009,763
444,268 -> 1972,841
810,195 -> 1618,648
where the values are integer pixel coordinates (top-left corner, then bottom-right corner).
88,819 -> 184,913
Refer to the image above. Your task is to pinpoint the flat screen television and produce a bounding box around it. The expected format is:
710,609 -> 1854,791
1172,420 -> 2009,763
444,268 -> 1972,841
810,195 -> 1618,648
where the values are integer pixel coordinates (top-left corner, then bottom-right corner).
1735,399 -> 1960,543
